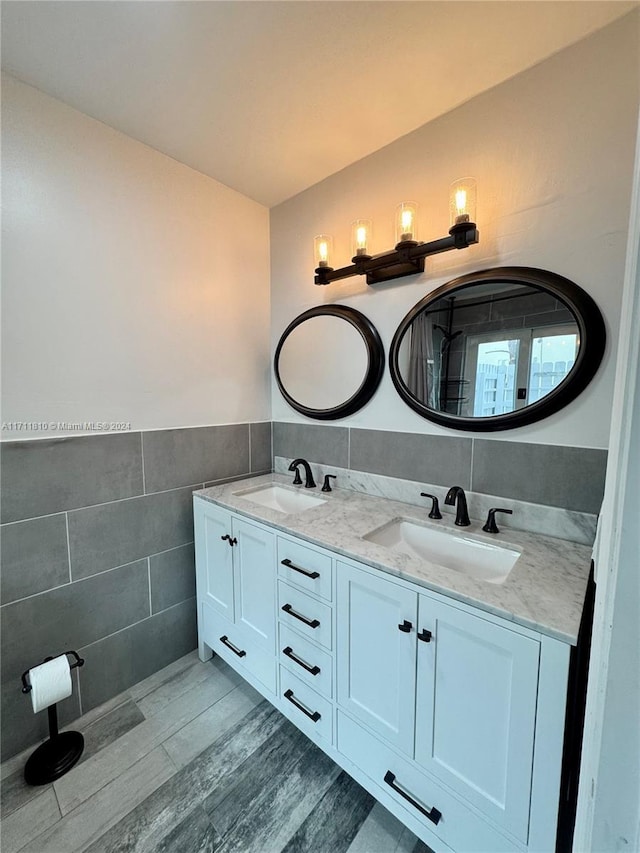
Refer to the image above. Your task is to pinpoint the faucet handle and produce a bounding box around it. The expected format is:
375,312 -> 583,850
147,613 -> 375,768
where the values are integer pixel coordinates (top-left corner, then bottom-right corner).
322,474 -> 337,493
482,507 -> 513,534
420,492 -> 442,520
290,466 -> 303,485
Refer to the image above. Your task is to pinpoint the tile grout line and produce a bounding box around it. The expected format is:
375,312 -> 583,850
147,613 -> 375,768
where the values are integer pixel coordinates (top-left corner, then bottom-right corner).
3,481 -> 203,529
248,424 -> 252,474
347,427 -> 351,470
1,509 -> 73,527
147,557 -> 153,617
64,512 -> 72,583
1,554 -> 178,609
76,598 -> 196,655
470,438 -> 475,491
140,431 -> 147,495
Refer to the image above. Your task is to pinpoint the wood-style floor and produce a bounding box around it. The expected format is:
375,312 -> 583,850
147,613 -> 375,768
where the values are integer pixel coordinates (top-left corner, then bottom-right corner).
1,652 -> 428,853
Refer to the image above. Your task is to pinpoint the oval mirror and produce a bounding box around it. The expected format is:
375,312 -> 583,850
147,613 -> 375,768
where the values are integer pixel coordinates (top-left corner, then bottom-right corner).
389,267 -> 606,431
275,305 -> 384,420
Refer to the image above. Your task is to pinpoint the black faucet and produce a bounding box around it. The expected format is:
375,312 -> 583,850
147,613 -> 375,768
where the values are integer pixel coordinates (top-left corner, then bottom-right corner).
444,485 -> 470,526
288,458 -> 316,489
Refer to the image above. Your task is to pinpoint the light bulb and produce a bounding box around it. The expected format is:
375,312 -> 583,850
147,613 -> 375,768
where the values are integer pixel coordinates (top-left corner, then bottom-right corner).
395,202 -> 418,244
314,234 -> 333,269
449,178 -> 477,227
351,219 -> 372,258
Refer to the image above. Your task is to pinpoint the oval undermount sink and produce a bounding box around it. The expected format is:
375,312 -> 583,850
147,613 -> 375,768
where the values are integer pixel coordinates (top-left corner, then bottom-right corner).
363,518 -> 520,584
234,484 -> 327,514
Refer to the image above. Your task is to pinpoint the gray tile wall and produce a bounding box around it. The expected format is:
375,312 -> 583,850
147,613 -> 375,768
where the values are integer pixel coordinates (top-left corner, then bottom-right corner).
0,422 -> 271,759
273,422 -> 607,514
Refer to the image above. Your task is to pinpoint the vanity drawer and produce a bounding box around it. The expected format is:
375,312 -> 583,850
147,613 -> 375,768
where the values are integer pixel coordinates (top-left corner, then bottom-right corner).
279,667 -> 333,745
277,537 -> 333,601
278,623 -> 333,698
201,601 -> 276,695
337,712 -> 517,853
277,580 -> 333,650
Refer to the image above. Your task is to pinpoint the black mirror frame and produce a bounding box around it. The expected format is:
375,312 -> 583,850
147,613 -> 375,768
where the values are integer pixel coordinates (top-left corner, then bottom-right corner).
389,266 -> 606,432
274,304 -> 385,421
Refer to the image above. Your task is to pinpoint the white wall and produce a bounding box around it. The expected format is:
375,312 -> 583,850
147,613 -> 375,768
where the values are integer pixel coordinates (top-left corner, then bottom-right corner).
1,74 -> 271,438
270,13 -> 639,449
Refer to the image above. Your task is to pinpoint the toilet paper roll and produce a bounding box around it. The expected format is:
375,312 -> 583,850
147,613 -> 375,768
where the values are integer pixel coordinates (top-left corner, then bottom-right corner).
28,655 -> 72,713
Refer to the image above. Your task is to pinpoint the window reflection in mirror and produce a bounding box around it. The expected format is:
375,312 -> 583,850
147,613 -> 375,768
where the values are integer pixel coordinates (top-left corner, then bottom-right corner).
398,283 -> 580,418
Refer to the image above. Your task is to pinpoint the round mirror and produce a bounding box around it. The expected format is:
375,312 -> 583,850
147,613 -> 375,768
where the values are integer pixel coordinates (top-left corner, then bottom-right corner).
389,267 -> 606,431
275,305 -> 384,420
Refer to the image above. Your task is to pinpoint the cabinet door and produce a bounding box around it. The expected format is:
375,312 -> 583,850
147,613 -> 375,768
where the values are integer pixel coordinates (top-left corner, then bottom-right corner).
337,562 -> 417,756
233,517 -> 276,652
194,499 -> 235,621
415,595 -> 539,841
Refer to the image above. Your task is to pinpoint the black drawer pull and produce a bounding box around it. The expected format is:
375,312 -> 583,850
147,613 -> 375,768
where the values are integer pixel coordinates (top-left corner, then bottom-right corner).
220,534 -> 237,546
219,635 -> 246,658
282,646 -> 321,676
417,629 -> 432,643
281,558 -> 320,580
284,689 -> 321,722
281,603 -> 320,629
383,771 -> 442,825
398,620 -> 413,633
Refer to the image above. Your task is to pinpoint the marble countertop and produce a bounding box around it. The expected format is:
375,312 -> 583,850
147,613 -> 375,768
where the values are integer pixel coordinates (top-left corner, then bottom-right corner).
194,474 -> 593,645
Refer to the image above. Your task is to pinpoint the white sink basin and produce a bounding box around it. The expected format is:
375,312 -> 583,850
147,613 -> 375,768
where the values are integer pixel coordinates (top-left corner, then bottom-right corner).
234,484 -> 327,514
364,518 -> 520,584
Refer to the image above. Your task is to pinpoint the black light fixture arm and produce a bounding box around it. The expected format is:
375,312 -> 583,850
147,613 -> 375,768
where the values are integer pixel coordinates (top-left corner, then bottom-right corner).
315,223 -> 479,286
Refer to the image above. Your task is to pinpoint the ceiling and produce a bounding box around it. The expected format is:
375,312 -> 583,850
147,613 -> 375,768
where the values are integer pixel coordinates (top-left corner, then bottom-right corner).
1,1 -> 636,207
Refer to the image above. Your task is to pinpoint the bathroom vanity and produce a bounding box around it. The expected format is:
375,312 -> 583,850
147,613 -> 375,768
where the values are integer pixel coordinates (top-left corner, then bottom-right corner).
193,475 -> 592,853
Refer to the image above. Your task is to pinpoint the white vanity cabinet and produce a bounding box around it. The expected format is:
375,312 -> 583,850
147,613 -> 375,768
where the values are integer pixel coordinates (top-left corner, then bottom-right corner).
194,495 -> 572,853
337,560 -> 542,845
194,499 -> 277,693
336,562 -> 417,755
415,593 -> 539,842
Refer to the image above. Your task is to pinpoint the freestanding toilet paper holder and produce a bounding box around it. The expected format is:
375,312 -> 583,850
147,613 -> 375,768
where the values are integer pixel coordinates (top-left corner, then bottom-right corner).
20,650 -> 85,785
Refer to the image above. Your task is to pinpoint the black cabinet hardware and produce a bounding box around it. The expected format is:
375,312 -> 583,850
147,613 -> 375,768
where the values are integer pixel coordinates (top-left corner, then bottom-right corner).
282,646 -> 321,675
383,771 -> 442,825
417,629 -> 433,643
220,534 -> 237,546
482,507 -> 513,534
420,492 -> 442,519
284,689 -> 321,722
281,603 -> 320,628
398,620 -> 413,633
322,474 -> 337,492
219,636 -> 246,657
280,558 -> 320,580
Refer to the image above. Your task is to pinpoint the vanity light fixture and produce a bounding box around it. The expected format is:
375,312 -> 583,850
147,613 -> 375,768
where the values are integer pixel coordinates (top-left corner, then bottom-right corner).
314,179 -> 479,286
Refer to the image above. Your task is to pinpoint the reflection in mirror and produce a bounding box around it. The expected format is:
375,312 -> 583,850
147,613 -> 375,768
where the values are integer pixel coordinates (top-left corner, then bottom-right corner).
397,283 -> 579,417
390,268 -> 606,431
274,305 -> 384,420
277,316 -> 369,410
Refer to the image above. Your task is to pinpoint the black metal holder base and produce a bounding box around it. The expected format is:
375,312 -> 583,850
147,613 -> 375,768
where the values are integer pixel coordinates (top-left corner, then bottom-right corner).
21,650 -> 86,786
24,730 -> 84,786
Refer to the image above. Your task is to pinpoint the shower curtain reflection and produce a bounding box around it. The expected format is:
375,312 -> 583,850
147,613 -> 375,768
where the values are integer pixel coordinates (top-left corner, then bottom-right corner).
407,311 -> 444,409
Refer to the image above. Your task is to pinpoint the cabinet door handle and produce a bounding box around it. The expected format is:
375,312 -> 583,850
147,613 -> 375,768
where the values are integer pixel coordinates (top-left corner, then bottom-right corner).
281,603 -> 320,629
282,646 -> 321,676
417,629 -> 432,643
219,635 -> 246,657
283,689 -> 321,722
280,558 -> 320,580
398,620 -> 413,633
383,771 -> 442,825
220,534 -> 237,546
